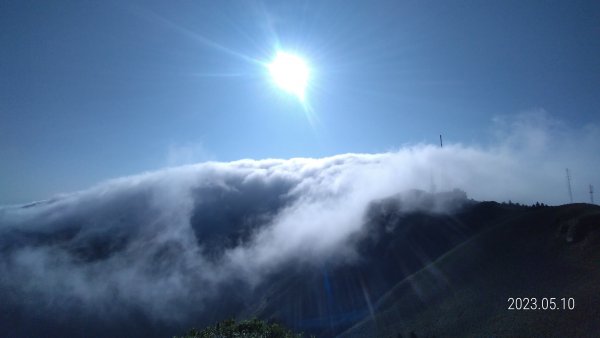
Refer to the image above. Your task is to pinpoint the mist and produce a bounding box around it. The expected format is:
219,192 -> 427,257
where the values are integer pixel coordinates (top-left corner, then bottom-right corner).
0,111 -> 597,334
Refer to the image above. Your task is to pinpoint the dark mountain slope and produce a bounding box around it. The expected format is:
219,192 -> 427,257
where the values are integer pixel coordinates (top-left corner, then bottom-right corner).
242,196 -> 564,337
1,190 -> 598,338
338,203 -> 600,337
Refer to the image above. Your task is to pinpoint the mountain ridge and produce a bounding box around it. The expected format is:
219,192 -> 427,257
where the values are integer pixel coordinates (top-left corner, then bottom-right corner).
1,190 -> 598,337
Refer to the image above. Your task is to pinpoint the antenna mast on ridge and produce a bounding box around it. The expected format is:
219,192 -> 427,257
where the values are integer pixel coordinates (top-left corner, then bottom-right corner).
440,134 -> 443,148
566,168 -> 573,204
590,185 -> 595,204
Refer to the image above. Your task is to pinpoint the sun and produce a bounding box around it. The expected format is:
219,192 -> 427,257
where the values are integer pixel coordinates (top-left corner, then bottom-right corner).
268,51 -> 310,101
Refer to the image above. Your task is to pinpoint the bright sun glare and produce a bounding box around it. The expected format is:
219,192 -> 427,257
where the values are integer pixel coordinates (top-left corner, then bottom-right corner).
268,51 -> 310,101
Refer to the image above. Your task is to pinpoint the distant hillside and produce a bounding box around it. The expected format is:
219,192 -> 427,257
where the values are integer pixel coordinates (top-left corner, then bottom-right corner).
336,203 -> 600,337
237,200 -> 600,337
2,188 -> 599,338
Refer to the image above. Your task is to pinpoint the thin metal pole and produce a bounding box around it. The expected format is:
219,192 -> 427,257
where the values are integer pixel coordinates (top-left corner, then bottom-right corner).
566,169 -> 573,203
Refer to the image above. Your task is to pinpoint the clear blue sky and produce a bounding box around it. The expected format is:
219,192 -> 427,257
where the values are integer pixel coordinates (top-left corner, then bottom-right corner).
1,0 -> 599,204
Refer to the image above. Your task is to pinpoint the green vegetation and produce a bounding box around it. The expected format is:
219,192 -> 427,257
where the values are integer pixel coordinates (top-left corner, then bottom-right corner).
176,319 -> 308,338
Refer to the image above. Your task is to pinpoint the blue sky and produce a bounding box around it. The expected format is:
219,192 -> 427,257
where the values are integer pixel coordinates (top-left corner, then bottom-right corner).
1,0 -> 599,204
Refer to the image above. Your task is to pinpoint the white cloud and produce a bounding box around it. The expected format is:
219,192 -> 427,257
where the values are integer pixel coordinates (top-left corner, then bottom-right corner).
0,111 -> 598,331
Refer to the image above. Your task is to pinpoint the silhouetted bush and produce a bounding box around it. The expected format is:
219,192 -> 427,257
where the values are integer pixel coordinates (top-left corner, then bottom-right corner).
176,318 -> 307,338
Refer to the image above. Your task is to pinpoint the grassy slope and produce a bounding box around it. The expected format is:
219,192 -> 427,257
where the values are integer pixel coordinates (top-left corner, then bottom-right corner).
339,204 -> 600,338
